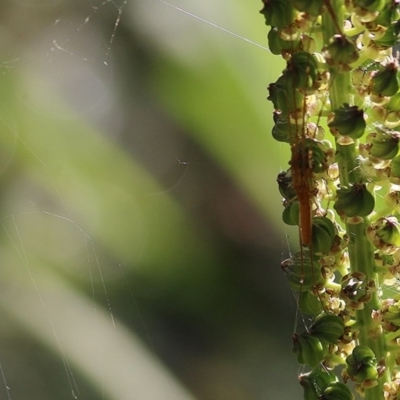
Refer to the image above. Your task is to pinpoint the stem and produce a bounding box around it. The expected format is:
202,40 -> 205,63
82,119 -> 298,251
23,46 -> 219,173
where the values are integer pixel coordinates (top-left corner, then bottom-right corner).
323,1 -> 389,397
347,221 -> 389,397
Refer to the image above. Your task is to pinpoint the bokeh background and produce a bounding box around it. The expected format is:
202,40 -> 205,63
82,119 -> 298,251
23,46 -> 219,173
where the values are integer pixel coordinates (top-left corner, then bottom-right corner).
0,0 -> 303,399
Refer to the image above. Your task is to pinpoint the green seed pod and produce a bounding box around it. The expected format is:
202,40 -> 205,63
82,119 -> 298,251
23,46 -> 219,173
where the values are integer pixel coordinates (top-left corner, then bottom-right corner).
386,92 -> 400,111
314,216 -> 336,239
281,250 -> 325,291
321,382 -> 354,400
298,290 -> 323,315
328,104 -> 366,139
375,216 -> 400,246
309,314 -> 345,344
259,0 -> 295,28
300,367 -> 338,400
312,217 -> 336,254
334,184 -> 375,217
267,27 -> 301,55
369,129 -> 399,160
300,377 -> 320,400
323,35 -> 359,71
390,155 -> 400,179
293,333 -> 326,367
346,346 -> 378,385
287,51 -> 319,93
268,73 -> 304,113
282,200 -> 300,225
271,111 -> 295,143
371,62 -> 399,96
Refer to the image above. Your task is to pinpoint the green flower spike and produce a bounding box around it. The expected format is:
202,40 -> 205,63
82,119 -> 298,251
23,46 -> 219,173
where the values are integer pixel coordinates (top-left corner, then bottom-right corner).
328,104 -> 366,139
345,345 -> 379,387
371,62 -> 400,97
334,184 -> 375,217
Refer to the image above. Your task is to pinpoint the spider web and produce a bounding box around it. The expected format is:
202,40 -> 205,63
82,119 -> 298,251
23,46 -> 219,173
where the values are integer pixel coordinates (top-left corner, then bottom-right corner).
0,1 -> 299,399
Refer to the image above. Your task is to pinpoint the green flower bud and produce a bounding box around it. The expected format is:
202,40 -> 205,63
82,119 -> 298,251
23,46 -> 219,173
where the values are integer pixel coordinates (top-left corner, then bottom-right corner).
346,346 -> 378,386
334,184 -> 375,217
323,35 -> 359,71
328,104 -> 366,139
312,217 -> 336,254
369,128 -> 399,160
371,62 -> 399,96
375,216 -> 400,246
298,290 -> 323,315
281,250 -> 325,291
321,382 -> 354,400
259,0 -> 295,28
309,314 -> 345,344
293,333 -> 326,367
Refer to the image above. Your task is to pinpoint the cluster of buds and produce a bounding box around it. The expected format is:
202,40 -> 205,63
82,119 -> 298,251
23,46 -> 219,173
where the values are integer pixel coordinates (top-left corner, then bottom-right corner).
260,0 -> 400,399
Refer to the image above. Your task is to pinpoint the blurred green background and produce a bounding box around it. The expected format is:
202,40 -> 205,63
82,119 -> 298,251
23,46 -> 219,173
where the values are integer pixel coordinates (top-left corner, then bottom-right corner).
0,0 -> 302,399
